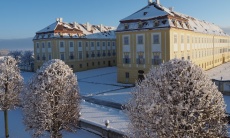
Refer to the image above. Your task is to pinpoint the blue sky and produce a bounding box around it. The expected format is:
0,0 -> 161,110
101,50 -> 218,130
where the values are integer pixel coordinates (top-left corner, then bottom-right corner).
0,0 -> 230,39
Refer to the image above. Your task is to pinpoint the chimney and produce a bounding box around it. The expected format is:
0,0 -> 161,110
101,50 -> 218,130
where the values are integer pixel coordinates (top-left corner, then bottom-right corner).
156,0 -> 160,5
59,18 -> 63,23
148,0 -> 152,4
169,7 -> 174,12
56,18 -> 59,22
100,24 -> 103,32
86,22 -> 91,31
73,22 -> 77,28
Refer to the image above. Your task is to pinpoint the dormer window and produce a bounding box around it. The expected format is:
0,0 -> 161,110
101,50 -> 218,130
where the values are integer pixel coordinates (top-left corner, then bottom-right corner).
154,20 -> 160,27
143,12 -> 148,16
179,21 -> 183,27
185,22 -> 190,29
138,21 -> 143,29
172,19 -> 177,27
124,23 -> 129,30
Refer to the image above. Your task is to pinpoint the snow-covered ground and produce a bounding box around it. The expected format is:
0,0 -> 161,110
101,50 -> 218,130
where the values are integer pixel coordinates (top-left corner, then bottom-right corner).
0,108 -> 102,138
206,62 -> 230,80
22,67 -> 133,104
2,65 -> 230,137
0,100 -> 128,138
81,101 -> 128,133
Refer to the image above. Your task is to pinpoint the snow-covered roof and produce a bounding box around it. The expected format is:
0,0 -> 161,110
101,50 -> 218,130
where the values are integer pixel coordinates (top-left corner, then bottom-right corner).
117,2 -> 228,36
34,19 -> 116,40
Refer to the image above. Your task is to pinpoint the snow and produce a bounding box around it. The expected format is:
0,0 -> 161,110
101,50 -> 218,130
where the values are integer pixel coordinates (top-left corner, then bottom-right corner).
34,21 -> 116,40
120,3 -> 170,21
0,109 -> 101,138
118,2 -> 228,36
3,64 -> 230,137
80,101 -> 129,134
36,22 -> 58,33
205,62 -> 230,80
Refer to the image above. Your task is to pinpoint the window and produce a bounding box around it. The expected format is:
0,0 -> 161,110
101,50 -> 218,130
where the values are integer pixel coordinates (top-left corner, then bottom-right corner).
48,53 -> 52,60
69,52 -> 74,59
86,51 -> 89,58
187,36 -> 190,43
103,50 -> 106,57
92,62 -> 94,66
124,23 -> 129,30
97,42 -> 100,47
91,51 -> 95,57
36,43 -> 39,48
103,42 -> 106,47
69,42 -> 74,47
60,53 -> 65,60
108,50 -> 111,56
41,43 -> 45,48
137,52 -> 145,64
137,35 -> 143,44
70,65 -> 74,69
79,51 -> 83,59
103,61 -> 105,64
80,64 -> 82,68
154,20 -> 159,27
152,52 -> 161,65
97,50 -> 100,57
123,52 -> 130,64
37,54 -> 40,60
138,21 -> 143,28
98,62 -> 100,66
42,53 -> 46,60
112,50 -> 116,56
85,42 -> 88,47
78,42 -> 82,47
125,72 -> 129,78
107,42 -> 111,46
174,35 -> 177,43
91,42 -> 94,47
48,42 -> 51,48
123,36 -> 129,45
60,42 -> 64,47
182,57 -> 184,60
153,35 -> 160,44
112,41 -> 115,47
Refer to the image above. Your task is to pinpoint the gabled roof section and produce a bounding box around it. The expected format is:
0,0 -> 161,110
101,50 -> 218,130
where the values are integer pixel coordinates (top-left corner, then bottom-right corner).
36,22 -> 58,34
34,18 -> 116,40
117,2 -> 228,36
120,2 -> 173,22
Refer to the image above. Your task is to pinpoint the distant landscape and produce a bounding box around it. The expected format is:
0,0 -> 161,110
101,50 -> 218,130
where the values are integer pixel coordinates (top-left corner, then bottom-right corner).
222,27 -> 230,35
0,37 -> 33,51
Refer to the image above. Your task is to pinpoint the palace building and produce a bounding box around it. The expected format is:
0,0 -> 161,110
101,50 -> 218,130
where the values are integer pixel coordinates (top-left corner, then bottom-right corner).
116,0 -> 230,84
34,18 -> 116,72
116,0 -> 230,83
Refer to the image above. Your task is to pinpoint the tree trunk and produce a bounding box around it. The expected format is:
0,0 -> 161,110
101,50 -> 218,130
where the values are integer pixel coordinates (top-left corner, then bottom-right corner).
4,83 -> 9,138
4,110 -> 9,138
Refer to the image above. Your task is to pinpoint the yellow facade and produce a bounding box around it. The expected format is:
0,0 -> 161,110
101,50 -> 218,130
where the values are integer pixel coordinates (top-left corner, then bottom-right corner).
116,28 -> 230,84
34,38 -> 116,72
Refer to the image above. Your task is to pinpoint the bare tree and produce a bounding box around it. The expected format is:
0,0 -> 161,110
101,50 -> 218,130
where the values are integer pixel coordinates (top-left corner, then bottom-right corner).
21,50 -> 34,71
8,50 -> 23,61
0,57 -> 23,138
126,59 -> 227,138
22,59 -> 80,138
